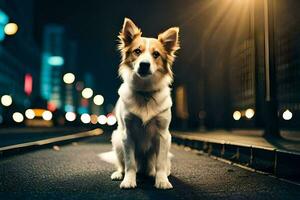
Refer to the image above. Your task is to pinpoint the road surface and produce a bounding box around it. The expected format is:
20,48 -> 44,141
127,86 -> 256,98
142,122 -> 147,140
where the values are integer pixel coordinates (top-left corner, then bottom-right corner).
0,132 -> 299,199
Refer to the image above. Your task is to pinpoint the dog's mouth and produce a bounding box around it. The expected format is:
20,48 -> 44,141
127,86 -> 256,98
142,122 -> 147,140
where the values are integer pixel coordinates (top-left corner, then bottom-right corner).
135,71 -> 152,79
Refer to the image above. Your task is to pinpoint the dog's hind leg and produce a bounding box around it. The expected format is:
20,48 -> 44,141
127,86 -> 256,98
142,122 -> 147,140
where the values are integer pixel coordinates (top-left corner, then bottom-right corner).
111,130 -> 124,181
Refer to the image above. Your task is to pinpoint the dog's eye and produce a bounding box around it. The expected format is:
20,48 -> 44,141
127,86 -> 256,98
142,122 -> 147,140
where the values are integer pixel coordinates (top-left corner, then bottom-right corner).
152,51 -> 160,59
133,48 -> 142,55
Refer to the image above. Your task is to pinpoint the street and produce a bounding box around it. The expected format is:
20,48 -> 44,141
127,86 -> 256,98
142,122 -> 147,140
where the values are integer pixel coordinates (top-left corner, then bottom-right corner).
0,132 -> 299,200
0,127 -> 90,148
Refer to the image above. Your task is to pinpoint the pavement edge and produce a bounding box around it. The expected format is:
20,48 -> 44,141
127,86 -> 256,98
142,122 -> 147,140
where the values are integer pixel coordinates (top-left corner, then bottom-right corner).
0,128 -> 103,159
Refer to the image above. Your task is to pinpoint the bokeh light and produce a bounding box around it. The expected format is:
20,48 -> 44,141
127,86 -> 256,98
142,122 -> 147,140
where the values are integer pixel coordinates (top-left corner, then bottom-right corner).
25,109 -> 35,119
245,108 -> 255,119
97,115 -> 107,125
80,113 -> 91,124
42,111 -> 53,121
63,73 -> 75,84
93,95 -> 104,106
1,95 -> 12,107
82,88 -> 93,99
90,114 -> 98,124
233,111 -> 241,121
107,114 -> 117,126
4,23 -> 18,35
65,112 -> 76,122
12,112 -> 24,123
282,109 -> 293,121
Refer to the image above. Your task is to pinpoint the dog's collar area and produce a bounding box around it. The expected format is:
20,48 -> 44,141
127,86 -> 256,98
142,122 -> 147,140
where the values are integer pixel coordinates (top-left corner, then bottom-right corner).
134,89 -> 160,97
134,89 -> 161,102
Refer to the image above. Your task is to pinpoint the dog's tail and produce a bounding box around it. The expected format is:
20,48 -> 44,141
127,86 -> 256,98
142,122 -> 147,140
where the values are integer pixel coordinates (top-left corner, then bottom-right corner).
98,151 -> 117,164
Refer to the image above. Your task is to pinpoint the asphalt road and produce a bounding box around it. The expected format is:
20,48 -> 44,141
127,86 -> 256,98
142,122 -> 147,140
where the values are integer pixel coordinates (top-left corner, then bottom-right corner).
0,127 -> 90,147
0,132 -> 300,200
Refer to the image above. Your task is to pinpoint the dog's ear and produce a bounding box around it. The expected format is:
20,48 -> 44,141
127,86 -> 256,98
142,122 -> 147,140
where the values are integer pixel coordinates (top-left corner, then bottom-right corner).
158,27 -> 180,55
119,18 -> 141,47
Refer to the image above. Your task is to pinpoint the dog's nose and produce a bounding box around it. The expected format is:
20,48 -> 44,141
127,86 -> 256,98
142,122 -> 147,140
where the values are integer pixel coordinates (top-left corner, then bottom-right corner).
138,62 -> 151,77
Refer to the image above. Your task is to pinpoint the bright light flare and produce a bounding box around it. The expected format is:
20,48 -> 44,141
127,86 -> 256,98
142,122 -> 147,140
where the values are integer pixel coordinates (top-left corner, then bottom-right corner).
107,114 -> 117,126
42,110 -> 53,121
12,112 -> 24,123
282,109 -> 293,121
97,115 -> 107,125
65,112 -> 76,122
81,113 -> 91,124
4,23 -> 18,35
93,95 -> 104,106
1,95 -> 12,107
233,111 -> 241,121
63,73 -> 75,84
82,88 -> 93,99
245,108 -> 255,119
25,109 -> 35,119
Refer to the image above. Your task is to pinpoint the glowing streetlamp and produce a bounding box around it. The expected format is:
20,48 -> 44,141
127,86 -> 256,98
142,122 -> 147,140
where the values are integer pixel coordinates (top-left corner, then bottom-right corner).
245,108 -> 255,119
233,111 -> 241,121
282,109 -> 292,121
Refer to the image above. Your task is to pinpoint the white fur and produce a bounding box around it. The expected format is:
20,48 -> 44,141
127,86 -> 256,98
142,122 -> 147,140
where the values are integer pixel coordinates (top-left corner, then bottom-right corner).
111,18 -> 179,190
111,73 -> 173,189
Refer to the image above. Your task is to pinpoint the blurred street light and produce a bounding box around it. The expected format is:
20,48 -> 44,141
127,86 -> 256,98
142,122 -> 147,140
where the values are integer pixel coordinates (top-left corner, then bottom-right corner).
107,114 -> 117,126
12,112 -> 24,123
1,95 -> 12,107
42,111 -> 53,121
63,73 -> 75,84
48,56 -> 64,66
93,95 -> 104,105
97,115 -> 107,125
282,109 -> 292,121
4,22 -> 18,35
233,111 -> 241,121
245,108 -> 255,119
82,88 -> 93,99
80,113 -> 91,124
65,112 -> 76,122
25,109 -> 35,119
90,114 -> 98,124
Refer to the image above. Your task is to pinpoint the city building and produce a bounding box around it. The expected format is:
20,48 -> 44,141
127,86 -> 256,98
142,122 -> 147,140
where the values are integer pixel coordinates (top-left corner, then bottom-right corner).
275,1 -> 300,128
0,0 -> 40,124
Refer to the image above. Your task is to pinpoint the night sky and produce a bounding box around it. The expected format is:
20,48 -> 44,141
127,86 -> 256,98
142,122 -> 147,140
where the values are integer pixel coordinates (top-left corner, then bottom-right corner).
33,0 -> 210,107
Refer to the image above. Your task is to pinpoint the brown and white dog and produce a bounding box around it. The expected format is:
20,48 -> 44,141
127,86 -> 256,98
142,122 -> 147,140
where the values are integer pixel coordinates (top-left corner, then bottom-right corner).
111,18 -> 180,189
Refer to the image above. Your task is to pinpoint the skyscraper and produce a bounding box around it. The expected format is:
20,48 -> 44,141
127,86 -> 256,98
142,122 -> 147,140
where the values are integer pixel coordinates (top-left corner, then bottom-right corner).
40,25 -> 65,110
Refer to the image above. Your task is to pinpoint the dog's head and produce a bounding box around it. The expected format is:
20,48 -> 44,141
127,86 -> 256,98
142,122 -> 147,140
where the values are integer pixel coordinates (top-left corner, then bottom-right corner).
118,18 -> 180,91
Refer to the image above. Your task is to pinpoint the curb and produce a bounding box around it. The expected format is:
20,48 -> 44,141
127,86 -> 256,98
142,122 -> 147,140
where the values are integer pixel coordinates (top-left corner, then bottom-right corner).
172,133 -> 300,183
0,128 -> 103,159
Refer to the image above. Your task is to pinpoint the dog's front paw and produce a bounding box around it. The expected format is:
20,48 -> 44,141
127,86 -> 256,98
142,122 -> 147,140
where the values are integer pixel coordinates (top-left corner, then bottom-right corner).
120,178 -> 137,189
155,179 -> 173,189
111,171 -> 123,180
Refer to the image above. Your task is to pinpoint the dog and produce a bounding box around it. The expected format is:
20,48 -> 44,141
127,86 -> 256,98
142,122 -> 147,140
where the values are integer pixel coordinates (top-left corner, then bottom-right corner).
111,17 -> 180,189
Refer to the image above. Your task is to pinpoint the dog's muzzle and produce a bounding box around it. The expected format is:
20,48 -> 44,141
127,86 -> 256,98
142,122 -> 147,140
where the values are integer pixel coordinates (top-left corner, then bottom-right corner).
138,62 -> 151,77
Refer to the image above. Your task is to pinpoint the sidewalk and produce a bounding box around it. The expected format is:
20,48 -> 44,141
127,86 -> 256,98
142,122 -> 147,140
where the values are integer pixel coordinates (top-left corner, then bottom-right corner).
172,130 -> 300,153
172,129 -> 300,183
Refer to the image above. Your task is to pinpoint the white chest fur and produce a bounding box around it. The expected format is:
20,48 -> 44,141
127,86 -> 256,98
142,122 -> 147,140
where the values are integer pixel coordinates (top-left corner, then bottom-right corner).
118,83 -> 172,124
